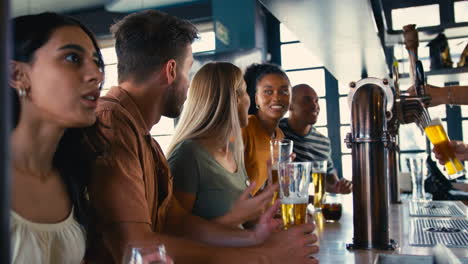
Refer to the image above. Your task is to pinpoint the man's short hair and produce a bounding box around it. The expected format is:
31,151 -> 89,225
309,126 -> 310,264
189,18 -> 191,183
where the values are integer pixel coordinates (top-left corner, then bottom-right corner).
111,10 -> 198,83
291,83 -> 314,103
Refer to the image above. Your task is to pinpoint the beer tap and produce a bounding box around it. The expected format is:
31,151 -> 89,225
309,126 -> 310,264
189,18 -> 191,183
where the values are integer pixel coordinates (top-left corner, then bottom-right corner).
346,76 -> 397,250
344,24 -> 434,251
397,24 -> 432,129
387,24 -> 434,204
386,65 -> 401,205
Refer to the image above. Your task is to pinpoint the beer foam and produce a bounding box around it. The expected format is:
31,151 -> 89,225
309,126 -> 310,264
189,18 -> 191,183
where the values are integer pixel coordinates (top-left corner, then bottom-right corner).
427,118 -> 442,127
281,197 -> 308,204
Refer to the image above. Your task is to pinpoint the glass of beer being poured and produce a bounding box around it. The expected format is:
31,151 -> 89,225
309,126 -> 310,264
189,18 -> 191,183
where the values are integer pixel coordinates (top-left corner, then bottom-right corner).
424,118 -> 465,179
270,139 -> 293,204
278,162 -> 311,230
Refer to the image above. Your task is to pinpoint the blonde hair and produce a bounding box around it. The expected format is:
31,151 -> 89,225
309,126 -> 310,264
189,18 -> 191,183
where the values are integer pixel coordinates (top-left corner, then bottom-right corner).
167,62 -> 245,167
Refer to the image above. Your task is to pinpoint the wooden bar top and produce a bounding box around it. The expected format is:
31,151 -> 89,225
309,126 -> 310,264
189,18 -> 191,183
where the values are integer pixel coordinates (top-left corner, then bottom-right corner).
310,196 -> 468,263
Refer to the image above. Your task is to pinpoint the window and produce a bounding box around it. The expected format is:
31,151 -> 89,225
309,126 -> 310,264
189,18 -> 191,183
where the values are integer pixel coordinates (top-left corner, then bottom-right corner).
338,82 -> 352,179
462,97 -> 468,141
391,4 -> 440,30
454,1 -> 468,23
463,121 -> 468,141
280,23 -> 298,43
101,46 -> 117,94
341,154 -> 352,181
448,38 -> 468,66
280,24 -> 351,179
339,97 -> 350,124
286,69 -> 325,96
281,42 -> 323,70
99,28 -> 215,154
192,31 -> 216,54
428,104 -> 447,120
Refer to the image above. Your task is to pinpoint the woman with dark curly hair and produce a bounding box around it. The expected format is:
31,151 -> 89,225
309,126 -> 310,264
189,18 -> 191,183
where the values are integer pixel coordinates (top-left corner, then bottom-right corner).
242,63 -> 291,195
9,12 -> 104,263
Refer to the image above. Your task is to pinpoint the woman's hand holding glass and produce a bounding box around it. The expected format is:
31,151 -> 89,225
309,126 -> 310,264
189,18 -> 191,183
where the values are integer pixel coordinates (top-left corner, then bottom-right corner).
214,181 -> 277,228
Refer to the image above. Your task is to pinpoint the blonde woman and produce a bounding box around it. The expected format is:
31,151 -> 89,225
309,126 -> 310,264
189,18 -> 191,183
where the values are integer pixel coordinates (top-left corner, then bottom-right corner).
167,62 -> 275,228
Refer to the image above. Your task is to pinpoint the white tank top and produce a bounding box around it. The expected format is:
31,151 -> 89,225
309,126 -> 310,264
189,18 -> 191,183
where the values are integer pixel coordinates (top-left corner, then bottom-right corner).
10,208 -> 86,264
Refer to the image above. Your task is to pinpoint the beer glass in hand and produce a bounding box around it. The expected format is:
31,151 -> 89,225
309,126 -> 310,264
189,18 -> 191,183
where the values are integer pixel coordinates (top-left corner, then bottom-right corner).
278,162 -> 311,230
311,160 -> 327,209
425,118 -> 465,179
123,244 -> 173,264
270,139 -> 293,203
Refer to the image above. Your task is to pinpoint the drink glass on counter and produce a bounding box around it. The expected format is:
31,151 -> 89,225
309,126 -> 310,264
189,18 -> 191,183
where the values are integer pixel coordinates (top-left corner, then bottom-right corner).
406,156 -> 427,201
321,192 -> 342,222
278,161 -> 311,229
270,139 -> 293,203
311,160 -> 327,209
424,118 -> 466,179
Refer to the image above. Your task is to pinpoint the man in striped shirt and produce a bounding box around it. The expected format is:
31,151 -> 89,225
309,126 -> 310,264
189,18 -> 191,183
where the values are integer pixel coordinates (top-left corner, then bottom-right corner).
279,84 -> 352,194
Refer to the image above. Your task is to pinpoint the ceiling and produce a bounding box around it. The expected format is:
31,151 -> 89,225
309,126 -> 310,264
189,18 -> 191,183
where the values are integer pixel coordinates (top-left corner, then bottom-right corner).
11,0 -> 198,17
260,0 -> 389,83
260,0 -> 468,83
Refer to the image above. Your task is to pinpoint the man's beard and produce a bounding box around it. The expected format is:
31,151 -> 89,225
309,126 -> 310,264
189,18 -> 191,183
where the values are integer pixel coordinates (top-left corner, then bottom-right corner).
163,88 -> 185,118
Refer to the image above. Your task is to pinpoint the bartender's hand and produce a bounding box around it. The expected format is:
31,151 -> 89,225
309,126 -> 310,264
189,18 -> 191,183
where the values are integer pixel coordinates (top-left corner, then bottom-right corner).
407,84 -> 444,107
433,140 -> 468,164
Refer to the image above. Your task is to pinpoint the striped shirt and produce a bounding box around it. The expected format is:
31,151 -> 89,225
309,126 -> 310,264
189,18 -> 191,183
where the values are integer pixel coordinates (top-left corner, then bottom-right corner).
279,118 -> 335,175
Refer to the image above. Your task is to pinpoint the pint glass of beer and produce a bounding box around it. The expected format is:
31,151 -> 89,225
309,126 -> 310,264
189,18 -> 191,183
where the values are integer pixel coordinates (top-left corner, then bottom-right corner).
270,139 -> 293,203
311,160 -> 327,209
278,162 -> 311,229
424,118 -> 466,179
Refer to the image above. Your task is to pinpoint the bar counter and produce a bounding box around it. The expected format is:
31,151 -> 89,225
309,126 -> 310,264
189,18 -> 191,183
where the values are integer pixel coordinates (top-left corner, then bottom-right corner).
310,197 -> 468,263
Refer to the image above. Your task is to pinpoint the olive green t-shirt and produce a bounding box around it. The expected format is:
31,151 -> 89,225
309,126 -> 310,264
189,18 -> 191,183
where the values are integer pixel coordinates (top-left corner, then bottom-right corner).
168,139 -> 248,220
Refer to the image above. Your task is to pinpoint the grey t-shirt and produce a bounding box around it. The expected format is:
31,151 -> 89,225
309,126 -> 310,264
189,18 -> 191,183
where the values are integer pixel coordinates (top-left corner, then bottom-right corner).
168,139 -> 247,220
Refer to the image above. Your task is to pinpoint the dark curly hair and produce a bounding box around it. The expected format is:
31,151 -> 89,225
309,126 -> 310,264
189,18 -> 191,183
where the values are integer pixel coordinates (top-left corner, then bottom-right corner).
243,63 -> 290,115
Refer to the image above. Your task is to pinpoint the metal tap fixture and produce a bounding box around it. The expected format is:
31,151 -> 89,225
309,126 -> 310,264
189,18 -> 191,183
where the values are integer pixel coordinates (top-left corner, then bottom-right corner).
345,24 -> 432,250
345,78 -> 397,250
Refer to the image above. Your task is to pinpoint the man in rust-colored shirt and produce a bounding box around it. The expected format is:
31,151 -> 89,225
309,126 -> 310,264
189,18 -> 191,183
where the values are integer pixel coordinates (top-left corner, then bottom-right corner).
87,86 -> 175,262
87,10 -> 319,264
